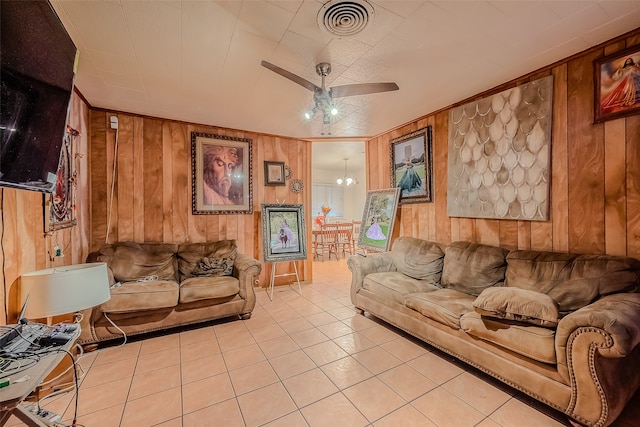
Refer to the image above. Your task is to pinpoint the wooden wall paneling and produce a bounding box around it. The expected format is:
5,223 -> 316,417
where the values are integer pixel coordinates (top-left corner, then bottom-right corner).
90,112 -> 108,249
458,218 -> 475,242
530,220 -> 553,251
116,115 -> 134,242
143,119 -> 164,242
2,190 -> 19,322
551,64 -> 569,253
423,115 -> 437,242
450,217 -> 460,242
567,50 -> 605,254
185,125 -> 207,243
433,111 -> 450,245
517,221 -> 531,250
627,115 -> 640,259
498,220 -> 519,250
373,135 -> 384,190
262,135 -> 276,203
274,137 -> 290,203
170,122 -> 189,243
162,122 -> 174,243
69,92 -> 92,264
303,138 -> 312,282
602,41 -> 629,256
417,203 -> 429,240
476,219 -> 500,247
132,116 -> 145,243
604,118 -> 627,256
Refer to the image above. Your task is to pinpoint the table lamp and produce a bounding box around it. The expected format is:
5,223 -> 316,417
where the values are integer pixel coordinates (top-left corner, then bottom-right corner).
20,262 -> 111,321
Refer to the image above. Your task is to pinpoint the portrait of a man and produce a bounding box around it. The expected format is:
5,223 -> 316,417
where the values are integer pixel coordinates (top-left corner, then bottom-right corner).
192,133 -> 253,214
202,144 -> 242,205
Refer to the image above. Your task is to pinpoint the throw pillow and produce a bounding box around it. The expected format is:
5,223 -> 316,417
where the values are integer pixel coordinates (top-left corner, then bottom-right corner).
191,248 -> 237,277
473,287 -> 560,328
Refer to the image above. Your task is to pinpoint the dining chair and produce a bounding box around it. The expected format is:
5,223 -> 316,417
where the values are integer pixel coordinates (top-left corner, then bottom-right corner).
314,224 -> 338,260
335,222 -> 354,257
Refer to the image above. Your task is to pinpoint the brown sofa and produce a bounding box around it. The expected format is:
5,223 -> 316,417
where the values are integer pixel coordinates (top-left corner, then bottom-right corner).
78,240 -> 262,346
348,237 -> 640,427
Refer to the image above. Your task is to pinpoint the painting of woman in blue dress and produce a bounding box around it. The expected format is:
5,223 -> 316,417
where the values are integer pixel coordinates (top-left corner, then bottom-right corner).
397,157 -> 422,193
391,126 -> 432,203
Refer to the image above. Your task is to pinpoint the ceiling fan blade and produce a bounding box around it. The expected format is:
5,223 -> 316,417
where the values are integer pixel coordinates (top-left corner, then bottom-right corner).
330,82 -> 399,98
261,60 -> 320,92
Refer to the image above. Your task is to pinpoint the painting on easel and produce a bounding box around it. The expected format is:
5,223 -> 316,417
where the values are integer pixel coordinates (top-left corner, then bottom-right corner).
261,204 -> 307,262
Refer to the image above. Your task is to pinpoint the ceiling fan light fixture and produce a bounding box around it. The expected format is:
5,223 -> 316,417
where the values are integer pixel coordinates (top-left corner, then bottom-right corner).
330,106 -> 338,115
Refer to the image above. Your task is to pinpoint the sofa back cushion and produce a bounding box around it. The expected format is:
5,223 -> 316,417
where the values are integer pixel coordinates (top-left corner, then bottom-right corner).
391,237 -> 445,285
506,250 -> 640,313
177,240 -> 238,281
97,242 -> 178,283
441,241 -> 509,296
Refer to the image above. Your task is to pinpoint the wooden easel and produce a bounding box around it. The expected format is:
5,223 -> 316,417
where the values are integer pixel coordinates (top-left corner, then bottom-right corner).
268,261 -> 302,301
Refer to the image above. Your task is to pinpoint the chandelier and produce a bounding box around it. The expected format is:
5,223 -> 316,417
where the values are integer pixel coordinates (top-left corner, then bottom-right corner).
336,158 -> 358,186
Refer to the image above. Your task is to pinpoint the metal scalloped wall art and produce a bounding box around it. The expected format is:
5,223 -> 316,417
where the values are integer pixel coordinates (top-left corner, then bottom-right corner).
447,75 -> 553,221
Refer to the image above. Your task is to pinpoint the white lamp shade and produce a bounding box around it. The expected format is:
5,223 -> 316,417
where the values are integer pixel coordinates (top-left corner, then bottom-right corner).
20,262 -> 111,319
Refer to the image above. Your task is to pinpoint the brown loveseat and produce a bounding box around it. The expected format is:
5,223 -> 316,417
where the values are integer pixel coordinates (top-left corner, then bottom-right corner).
348,237 -> 640,427
78,240 -> 262,346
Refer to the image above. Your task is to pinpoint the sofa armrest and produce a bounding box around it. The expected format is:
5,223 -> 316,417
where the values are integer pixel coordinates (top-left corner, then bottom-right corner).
556,293 -> 640,361
233,253 -> 262,315
347,252 -> 396,301
555,293 -> 640,427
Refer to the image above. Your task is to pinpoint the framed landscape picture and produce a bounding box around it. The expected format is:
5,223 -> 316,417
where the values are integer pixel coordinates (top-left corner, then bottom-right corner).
191,132 -> 253,214
357,188 -> 400,253
594,44 -> 640,123
261,204 -> 307,262
390,126 -> 433,204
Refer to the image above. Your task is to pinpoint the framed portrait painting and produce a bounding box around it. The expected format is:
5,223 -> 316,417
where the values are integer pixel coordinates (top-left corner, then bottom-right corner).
261,204 -> 307,262
594,45 -> 640,123
264,161 -> 285,186
390,126 -> 433,204
357,188 -> 400,253
191,132 -> 253,214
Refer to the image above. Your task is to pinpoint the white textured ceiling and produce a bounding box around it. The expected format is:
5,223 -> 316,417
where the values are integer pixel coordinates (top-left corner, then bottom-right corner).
51,0 -> 640,140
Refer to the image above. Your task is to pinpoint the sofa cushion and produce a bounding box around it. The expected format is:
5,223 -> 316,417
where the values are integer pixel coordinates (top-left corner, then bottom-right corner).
390,237 -> 445,284
473,287 -> 560,328
178,240 -> 238,281
460,311 -> 556,364
404,289 -> 476,329
506,251 -> 640,313
98,242 -> 178,283
179,276 -> 239,303
441,241 -> 509,296
363,272 -> 439,305
101,279 -> 179,313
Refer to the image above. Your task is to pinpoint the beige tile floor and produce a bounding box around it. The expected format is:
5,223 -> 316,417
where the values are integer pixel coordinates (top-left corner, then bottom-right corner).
8,258 -> 640,426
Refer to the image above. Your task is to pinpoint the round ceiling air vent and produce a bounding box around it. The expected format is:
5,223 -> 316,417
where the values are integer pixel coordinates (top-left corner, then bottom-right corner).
317,0 -> 374,38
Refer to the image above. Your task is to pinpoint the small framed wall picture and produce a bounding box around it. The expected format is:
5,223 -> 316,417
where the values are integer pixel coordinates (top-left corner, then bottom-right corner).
594,44 -> 640,123
264,161 -> 286,186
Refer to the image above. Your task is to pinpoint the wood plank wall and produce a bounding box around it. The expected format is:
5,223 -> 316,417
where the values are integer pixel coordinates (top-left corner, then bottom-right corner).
0,93 -> 91,324
88,112 -> 312,289
367,30 -> 640,259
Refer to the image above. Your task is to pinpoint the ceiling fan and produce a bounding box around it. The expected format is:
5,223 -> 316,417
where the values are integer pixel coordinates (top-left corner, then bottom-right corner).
261,60 -> 399,124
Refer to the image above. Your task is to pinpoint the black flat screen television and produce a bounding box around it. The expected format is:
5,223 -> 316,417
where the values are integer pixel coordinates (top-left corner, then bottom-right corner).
1,0 -> 78,193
